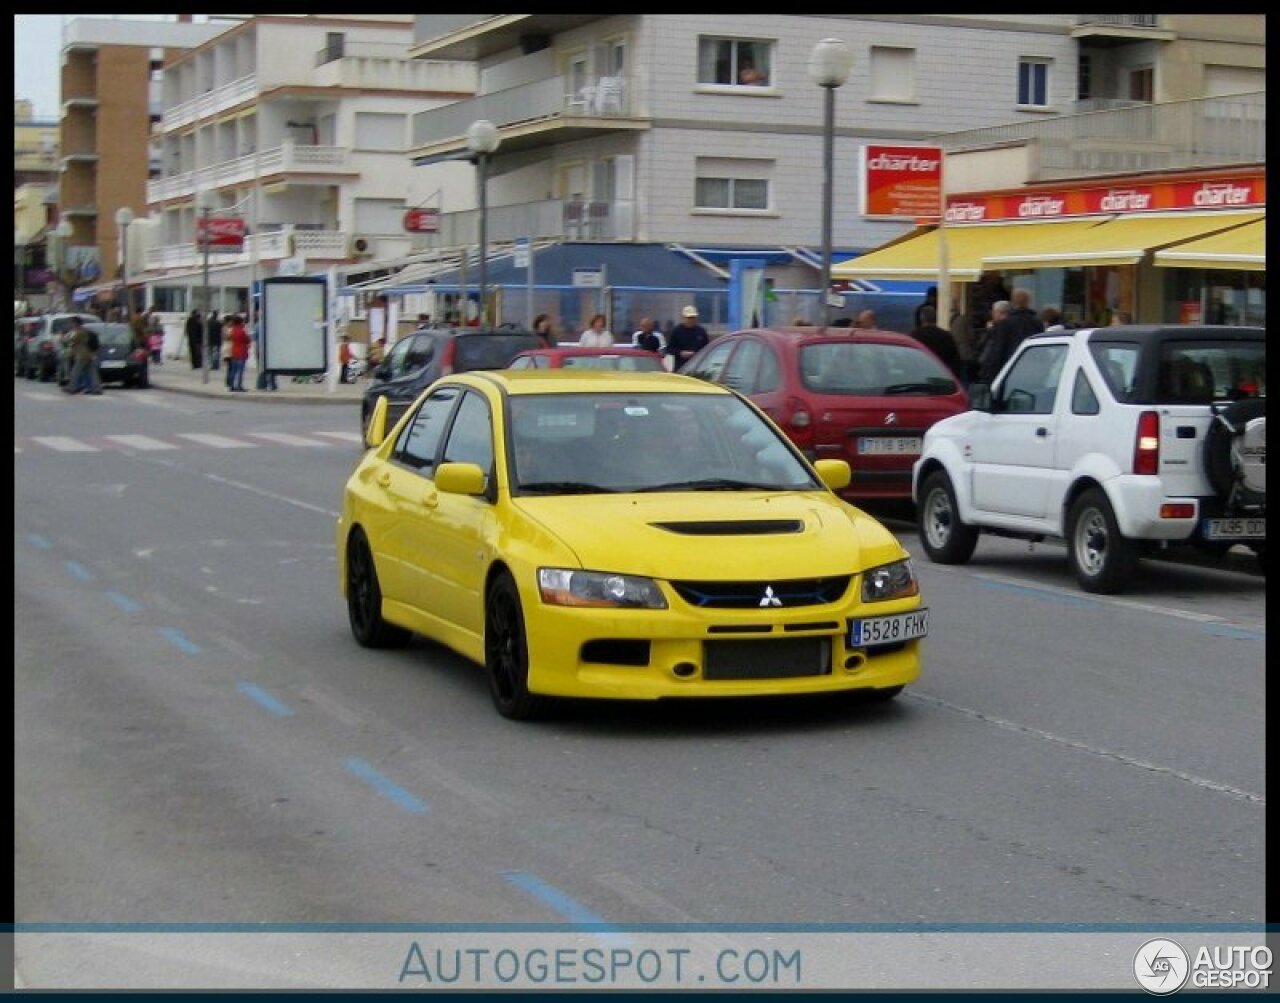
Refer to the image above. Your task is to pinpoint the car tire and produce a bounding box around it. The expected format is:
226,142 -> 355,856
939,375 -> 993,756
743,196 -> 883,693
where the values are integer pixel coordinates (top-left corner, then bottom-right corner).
345,528 -> 411,649
484,571 -> 549,721
1204,398 -> 1265,503
917,471 -> 979,564
1067,488 -> 1138,594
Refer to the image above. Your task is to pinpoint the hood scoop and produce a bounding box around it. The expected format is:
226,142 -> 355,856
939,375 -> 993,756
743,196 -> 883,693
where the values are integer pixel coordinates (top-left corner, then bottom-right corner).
651,519 -> 804,536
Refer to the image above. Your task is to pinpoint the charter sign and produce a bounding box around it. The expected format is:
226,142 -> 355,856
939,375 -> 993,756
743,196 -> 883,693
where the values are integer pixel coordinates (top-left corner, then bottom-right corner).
861,144 -> 943,220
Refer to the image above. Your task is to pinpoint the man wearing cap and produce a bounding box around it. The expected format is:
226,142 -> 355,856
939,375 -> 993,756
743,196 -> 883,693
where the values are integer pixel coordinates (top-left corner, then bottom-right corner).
665,305 -> 709,372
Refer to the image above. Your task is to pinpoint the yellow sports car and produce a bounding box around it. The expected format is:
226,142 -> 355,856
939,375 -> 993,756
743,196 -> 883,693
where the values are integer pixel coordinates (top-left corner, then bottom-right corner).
337,371 -> 927,719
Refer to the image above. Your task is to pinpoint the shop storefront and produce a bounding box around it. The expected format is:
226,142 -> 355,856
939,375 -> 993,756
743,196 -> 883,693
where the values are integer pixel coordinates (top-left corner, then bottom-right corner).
833,168 -> 1265,328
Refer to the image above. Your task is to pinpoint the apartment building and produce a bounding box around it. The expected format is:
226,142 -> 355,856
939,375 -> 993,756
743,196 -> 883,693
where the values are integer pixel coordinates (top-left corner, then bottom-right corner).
56,16 -> 231,308
140,15 -> 477,316
388,14 -> 1263,330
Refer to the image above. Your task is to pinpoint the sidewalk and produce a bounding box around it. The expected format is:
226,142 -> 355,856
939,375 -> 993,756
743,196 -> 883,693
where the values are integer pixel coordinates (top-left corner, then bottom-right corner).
147,359 -> 366,406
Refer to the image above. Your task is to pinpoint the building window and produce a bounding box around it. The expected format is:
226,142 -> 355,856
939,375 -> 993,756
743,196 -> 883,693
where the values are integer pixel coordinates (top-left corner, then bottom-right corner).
695,177 -> 769,211
697,37 -> 773,87
1129,66 -> 1154,103
354,112 -> 407,151
1077,54 -> 1092,100
1017,58 -> 1050,107
869,46 -> 915,101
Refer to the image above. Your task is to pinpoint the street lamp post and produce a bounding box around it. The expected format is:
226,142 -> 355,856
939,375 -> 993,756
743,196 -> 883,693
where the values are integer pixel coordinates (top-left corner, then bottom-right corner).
465,120 -> 500,328
114,206 -> 135,322
808,38 -> 852,328
196,190 -> 219,384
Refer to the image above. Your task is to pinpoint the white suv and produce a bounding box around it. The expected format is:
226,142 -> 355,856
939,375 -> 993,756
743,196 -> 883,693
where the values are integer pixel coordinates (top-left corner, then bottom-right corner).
912,325 -> 1265,593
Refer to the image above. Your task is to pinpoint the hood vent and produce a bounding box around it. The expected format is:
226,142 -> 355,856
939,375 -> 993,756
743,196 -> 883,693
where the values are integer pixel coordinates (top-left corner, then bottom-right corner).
651,519 -> 803,536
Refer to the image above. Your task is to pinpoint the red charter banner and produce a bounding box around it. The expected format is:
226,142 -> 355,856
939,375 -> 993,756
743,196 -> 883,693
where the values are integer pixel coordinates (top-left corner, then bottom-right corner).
862,144 -> 944,219
403,208 -> 440,233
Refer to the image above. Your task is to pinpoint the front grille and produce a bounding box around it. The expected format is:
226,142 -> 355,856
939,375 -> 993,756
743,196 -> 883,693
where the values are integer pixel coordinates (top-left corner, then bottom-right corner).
670,576 -> 851,609
703,638 -> 831,680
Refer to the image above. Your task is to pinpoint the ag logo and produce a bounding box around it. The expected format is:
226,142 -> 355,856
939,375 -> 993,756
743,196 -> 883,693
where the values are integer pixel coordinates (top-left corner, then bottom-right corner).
1133,938 -> 1189,995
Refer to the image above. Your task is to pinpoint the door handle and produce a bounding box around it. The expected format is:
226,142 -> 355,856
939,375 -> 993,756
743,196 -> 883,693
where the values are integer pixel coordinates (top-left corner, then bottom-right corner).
1035,427 -> 1049,437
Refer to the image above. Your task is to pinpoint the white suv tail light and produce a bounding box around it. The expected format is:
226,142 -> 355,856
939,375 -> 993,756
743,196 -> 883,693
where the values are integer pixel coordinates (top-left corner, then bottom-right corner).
1134,410 -> 1160,475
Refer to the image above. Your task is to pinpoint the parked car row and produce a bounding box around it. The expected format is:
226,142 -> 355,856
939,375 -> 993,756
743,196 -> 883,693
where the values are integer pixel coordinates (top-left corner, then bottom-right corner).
358,324 -> 967,501
14,314 -> 150,389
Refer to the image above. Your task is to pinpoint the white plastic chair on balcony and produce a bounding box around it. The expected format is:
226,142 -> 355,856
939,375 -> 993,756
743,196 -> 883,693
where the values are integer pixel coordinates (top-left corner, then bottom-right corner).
566,84 -> 595,115
594,76 -> 625,115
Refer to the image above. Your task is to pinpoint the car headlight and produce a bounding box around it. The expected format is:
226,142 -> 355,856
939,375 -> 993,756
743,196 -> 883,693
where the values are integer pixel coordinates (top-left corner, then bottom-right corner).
538,568 -> 668,609
861,559 -> 919,602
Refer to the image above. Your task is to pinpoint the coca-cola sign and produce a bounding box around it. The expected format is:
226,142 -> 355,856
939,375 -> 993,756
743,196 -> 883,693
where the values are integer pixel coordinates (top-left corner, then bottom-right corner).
403,208 -> 439,233
196,216 -> 246,250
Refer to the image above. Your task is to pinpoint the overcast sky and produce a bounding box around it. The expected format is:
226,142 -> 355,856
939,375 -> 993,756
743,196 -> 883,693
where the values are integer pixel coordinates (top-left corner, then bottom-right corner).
13,15 -> 211,119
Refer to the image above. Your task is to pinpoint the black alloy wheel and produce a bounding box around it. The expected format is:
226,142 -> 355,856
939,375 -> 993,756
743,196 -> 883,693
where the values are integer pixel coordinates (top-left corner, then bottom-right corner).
346,529 -> 410,649
484,571 -> 549,721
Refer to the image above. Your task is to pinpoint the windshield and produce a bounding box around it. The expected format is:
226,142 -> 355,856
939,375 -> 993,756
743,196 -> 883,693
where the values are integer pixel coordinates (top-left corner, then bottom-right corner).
561,354 -> 664,371
453,334 -> 541,372
88,323 -> 134,348
508,392 -> 821,494
799,341 -> 957,395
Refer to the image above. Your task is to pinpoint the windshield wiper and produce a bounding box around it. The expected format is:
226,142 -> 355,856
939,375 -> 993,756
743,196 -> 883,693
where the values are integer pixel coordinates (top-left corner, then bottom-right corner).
884,381 -> 947,395
635,477 -> 783,492
519,481 -> 616,495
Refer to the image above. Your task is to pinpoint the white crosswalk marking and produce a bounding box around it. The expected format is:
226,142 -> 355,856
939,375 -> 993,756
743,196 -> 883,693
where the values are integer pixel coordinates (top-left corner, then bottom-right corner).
30,436 -> 99,452
103,434 -> 179,451
176,433 -> 255,449
312,430 -> 364,444
249,431 -> 327,447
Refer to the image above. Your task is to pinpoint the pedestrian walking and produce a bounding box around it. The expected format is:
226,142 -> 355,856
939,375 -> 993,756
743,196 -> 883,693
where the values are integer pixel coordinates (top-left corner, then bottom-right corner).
665,305 -> 709,371
64,316 -> 103,395
206,310 -> 223,370
978,288 -> 1044,383
578,313 -> 614,347
225,314 -> 251,391
338,334 -> 354,383
185,309 -> 203,369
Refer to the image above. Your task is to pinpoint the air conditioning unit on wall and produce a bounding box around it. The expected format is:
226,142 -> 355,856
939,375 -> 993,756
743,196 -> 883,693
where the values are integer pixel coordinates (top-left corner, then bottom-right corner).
350,235 -> 376,258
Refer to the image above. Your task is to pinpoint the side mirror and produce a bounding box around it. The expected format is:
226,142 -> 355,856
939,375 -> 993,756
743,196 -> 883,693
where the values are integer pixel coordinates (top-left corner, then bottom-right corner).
967,383 -> 993,412
365,395 -> 389,448
434,462 -> 487,496
813,458 -> 851,492
374,361 -> 391,379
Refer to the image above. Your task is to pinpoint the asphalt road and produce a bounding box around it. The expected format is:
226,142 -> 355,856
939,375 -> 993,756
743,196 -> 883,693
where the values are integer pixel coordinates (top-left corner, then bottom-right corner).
13,380 -> 1266,989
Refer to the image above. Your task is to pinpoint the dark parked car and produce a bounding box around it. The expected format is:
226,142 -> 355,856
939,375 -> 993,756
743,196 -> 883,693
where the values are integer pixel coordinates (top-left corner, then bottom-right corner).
682,326 -> 970,502
361,327 -> 542,444
18,312 -> 99,382
57,321 -> 150,389
507,345 -> 667,371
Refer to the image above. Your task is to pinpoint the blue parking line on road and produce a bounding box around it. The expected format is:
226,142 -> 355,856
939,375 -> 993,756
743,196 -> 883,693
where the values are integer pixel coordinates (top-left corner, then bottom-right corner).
344,758 -> 428,814
65,560 -> 94,582
978,579 -> 1098,608
1201,623 -> 1265,641
502,871 -> 617,930
106,592 -> 143,613
159,628 -> 203,655
237,681 -> 295,718
28,534 -> 52,550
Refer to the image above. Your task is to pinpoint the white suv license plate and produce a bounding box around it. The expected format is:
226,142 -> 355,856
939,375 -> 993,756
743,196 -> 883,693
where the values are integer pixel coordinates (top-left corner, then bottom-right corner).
1203,517 -> 1265,540
849,609 -> 929,647
858,436 -> 922,456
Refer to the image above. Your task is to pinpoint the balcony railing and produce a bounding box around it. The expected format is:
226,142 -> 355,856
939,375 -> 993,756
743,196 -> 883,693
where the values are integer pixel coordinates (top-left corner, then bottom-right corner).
144,227 -> 349,272
938,91 -> 1264,179
161,74 -> 259,132
148,142 -> 353,203
411,74 -> 631,147
1076,15 -> 1160,28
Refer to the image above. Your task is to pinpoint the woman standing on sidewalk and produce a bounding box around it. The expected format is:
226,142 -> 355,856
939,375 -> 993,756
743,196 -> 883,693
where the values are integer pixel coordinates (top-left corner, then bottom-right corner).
226,314 -> 251,392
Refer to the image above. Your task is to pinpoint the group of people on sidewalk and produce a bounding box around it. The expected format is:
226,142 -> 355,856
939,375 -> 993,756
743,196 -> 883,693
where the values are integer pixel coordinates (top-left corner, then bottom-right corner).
182,308 -> 276,391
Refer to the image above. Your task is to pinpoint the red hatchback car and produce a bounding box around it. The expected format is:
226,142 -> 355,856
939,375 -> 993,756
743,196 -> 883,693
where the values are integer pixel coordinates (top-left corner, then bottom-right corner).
682,326 -> 968,501
507,345 -> 666,371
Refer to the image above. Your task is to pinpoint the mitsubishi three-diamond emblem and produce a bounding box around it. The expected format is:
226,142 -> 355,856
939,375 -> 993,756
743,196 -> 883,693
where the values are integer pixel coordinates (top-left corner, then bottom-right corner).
759,586 -> 783,608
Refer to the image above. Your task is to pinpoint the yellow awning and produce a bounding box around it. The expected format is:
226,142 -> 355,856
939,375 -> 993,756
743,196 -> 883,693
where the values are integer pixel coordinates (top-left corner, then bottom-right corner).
983,212 -> 1263,270
832,219 -> 1107,282
1153,218 -> 1265,271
